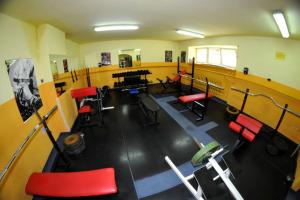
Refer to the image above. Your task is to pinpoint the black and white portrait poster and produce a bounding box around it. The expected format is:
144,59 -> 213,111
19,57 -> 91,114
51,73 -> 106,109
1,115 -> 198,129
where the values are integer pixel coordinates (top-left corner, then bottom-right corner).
101,52 -> 111,66
181,51 -> 186,63
6,58 -> 43,122
165,50 -> 172,62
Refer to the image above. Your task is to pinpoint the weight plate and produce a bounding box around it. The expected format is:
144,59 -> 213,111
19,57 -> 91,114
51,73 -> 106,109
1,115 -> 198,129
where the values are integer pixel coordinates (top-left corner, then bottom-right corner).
191,141 -> 221,166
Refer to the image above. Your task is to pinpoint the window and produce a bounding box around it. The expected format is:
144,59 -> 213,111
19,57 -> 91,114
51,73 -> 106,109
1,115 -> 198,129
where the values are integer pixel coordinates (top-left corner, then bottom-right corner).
221,49 -> 237,67
208,48 -> 221,65
192,45 -> 237,69
196,48 -> 207,63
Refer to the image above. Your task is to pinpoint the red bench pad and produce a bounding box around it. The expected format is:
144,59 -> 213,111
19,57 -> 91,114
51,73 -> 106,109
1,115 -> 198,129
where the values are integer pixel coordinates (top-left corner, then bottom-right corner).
236,114 -> 263,134
229,121 -> 242,133
242,129 -> 256,142
25,168 -> 117,197
71,87 -> 97,99
178,93 -> 213,103
79,105 -> 92,114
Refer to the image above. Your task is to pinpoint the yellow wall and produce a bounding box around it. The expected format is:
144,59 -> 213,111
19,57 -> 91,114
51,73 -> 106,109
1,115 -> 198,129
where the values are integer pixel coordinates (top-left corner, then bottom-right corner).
80,40 -> 179,67
179,36 -> 300,90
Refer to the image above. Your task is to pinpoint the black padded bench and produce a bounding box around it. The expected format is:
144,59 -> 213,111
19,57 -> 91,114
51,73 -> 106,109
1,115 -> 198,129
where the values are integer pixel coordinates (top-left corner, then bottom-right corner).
138,94 -> 160,126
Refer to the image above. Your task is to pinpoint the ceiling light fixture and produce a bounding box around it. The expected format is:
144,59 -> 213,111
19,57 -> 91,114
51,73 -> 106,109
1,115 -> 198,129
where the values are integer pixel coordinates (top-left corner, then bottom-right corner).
94,25 -> 139,32
272,10 -> 289,38
176,29 -> 205,38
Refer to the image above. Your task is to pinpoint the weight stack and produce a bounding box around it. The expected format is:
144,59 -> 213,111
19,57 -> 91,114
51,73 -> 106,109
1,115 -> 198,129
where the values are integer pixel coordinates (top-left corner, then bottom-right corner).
63,133 -> 85,156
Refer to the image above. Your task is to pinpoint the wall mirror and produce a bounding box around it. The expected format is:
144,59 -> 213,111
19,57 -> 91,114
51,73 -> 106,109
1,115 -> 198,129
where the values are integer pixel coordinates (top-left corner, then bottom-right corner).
49,54 -> 79,95
118,49 -> 141,68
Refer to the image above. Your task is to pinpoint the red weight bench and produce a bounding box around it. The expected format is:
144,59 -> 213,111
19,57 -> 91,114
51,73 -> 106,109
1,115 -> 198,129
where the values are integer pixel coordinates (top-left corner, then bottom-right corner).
229,113 -> 263,151
25,168 -> 118,197
71,87 -> 98,124
178,92 -> 213,121
157,69 -> 186,90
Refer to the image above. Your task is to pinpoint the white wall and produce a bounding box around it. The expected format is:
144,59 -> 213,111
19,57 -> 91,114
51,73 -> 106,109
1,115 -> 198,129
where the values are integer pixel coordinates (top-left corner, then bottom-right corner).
0,13 -> 38,104
80,40 -> 180,67
179,36 -> 300,89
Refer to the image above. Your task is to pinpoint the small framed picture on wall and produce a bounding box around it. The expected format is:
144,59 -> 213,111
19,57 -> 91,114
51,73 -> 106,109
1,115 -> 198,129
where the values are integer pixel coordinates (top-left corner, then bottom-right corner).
101,52 -> 111,66
63,59 -> 69,72
165,50 -> 172,62
181,51 -> 186,63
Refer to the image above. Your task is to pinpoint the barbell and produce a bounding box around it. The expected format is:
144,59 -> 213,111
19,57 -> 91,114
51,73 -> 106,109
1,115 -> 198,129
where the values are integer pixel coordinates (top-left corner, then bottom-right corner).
174,73 -> 224,90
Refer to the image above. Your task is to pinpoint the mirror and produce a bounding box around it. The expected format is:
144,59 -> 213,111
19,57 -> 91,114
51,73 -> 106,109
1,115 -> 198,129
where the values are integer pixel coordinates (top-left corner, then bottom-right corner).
118,49 -> 141,68
49,54 -> 80,96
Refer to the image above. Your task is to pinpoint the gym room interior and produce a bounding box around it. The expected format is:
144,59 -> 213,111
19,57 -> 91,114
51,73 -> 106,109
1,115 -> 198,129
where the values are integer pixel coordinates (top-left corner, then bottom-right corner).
0,0 -> 299,200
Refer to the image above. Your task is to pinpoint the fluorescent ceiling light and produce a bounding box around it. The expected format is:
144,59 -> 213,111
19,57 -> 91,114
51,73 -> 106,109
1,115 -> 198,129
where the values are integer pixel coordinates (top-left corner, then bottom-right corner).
94,25 -> 139,32
273,11 -> 289,38
176,29 -> 205,38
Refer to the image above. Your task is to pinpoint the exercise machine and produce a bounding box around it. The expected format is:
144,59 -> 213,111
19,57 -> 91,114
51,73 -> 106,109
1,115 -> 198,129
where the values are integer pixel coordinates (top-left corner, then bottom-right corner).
230,87 -> 300,156
165,141 -> 243,200
157,57 -> 196,94
71,86 -> 114,127
176,76 -> 223,121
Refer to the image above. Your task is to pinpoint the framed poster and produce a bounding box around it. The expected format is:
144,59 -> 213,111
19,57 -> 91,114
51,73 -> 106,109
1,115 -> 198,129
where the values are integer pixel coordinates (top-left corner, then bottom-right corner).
101,52 -> 111,66
165,50 -> 173,62
5,58 -> 43,122
63,59 -> 69,72
181,51 -> 186,63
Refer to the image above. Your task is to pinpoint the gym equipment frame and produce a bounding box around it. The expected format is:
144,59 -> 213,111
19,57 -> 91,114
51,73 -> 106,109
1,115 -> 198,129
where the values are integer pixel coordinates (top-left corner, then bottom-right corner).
165,144 -> 243,200
231,87 -> 300,157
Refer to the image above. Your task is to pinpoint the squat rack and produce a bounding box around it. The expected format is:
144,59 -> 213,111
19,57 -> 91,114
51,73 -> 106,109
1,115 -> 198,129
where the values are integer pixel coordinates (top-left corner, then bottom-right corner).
0,105 -> 69,183
231,87 -> 300,157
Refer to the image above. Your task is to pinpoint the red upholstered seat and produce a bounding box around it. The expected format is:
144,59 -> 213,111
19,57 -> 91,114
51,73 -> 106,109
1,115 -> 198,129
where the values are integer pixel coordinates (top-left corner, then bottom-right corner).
71,87 -> 97,99
173,69 -> 186,82
229,121 -> 242,133
25,168 -> 117,197
178,93 -> 213,103
236,114 -> 263,134
242,129 -> 256,142
78,105 -> 92,114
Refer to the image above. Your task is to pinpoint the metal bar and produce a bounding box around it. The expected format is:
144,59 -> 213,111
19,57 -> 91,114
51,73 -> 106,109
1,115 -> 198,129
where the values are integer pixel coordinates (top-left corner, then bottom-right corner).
275,104 -> 288,131
208,158 -> 244,200
70,71 -> 75,83
231,87 -> 300,118
165,156 -> 204,200
190,57 -> 195,94
240,88 -> 249,112
74,70 -> 78,81
0,106 -> 58,183
177,56 -> 180,74
176,73 -> 224,90
34,107 -> 70,166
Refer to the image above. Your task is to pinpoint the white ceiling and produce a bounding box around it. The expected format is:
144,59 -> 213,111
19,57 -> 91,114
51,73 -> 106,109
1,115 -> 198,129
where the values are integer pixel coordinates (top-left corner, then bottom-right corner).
1,0 -> 299,43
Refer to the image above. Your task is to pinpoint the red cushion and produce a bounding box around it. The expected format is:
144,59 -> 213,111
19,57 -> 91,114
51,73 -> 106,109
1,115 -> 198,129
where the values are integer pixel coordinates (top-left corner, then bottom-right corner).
25,168 -> 117,197
242,129 -> 256,142
71,87 -> 97,99
229,121 -> 242,133
236,114 -> 263,134
79,105 -> 92,114
178,93 -> 213,103
172,69 -> 186,82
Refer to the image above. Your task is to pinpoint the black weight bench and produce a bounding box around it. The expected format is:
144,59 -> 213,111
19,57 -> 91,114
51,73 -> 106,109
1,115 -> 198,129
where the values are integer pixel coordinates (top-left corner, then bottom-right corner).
138,94 -> 160,126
